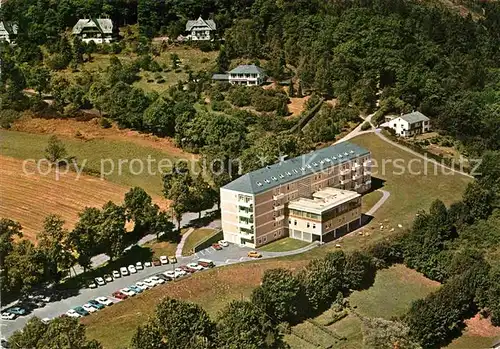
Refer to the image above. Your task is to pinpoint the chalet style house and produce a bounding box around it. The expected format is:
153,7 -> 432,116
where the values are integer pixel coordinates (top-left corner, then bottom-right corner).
185,17 -> 216,41
383,111 -> 431,137
72,18 -> 114,44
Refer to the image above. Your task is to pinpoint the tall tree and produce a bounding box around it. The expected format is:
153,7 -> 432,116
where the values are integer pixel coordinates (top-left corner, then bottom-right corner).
99,201 -> 127,261
68,207 -> 102,271
0,218 -> 23,269
3,239 -> 44,294
37,215 -> 74,283
124,187 -> 154,232
45,135 -> 68,164
190,174 -> 217,219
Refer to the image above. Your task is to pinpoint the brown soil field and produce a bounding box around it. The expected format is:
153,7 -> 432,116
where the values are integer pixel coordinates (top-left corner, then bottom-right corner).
12,115 -> 195,158
0,156 -> 167,241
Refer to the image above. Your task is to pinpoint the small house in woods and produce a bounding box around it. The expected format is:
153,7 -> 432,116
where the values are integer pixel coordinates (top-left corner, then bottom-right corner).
212,64 -> 267,86
72,18 -> 114,44
0,21 -> 17,43
185,17 -> 216,41
382,111 -> 430,137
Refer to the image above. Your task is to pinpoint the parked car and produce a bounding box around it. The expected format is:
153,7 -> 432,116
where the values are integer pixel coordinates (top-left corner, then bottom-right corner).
135,262 -> 144,270
1,338 -> 9,349
120,288 -> 136,297
112,291 -> 128,300
174,268 -> 187,277
88,280 -> 97,289
128,265 -> 137,274
198,259 -> 215,268
156,274 -> 169,281
66,309 -> 81,318
41,318 -> 51,324
187,262 -> 205,271
82,303 -> 98,313
135,282 -> 149,290
1,312 -> 16,320
152,259 -> 162,266
112,270 -> 121,278
129,285 -> 143,294
73,306 -> 89,316
160,256 -> 169,265
168,256 -> 177,264
95,277 -> 106,286
120,267 -> 129,276
149,276 -> 165,284
212,243 -> 222,250
88,299 -> 105,309
179,265 -> 197,273
6,307 -> 27,316
247,251 -> 262,258
104,274 -> 113,283
144,261 -> 152,267
143,278 -> 157,287
95,296 -> 113,306
218,240 -> 229,247
163,271 -> 176,280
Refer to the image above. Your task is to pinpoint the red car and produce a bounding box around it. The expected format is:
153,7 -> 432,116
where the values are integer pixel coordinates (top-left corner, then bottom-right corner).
152,259 -> 161,266
179,265 -> 197,273
212,243 -> 222,250
112,291 -> 128,300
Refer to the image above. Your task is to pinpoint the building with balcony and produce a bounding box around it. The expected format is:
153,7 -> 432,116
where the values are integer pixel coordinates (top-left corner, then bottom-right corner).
72,18 -> 114,44
382,111 -> 430,137
185,17 -> 216,41
220,141 -> 371,248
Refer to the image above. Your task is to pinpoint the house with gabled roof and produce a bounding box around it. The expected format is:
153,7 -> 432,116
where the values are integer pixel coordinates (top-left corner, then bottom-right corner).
383,111 -> 431,137
0,21 -> 17,43
72,18 -> 114,44
212,64 -> 267,86
220,141 -> 372,247
185,16 -> 216,41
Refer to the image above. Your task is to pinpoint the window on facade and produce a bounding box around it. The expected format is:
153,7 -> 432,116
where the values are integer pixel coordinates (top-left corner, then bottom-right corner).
274,233 -> 277,237
294,220 -> 297,226
307,222 -> 310,228
313,224 -> 316,229
263,237 -> 267,242
257,238 -> 261,244
273,222 -> 276,227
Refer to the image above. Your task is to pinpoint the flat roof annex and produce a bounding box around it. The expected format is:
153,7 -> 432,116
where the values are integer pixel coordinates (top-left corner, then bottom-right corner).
288,187 -> 361,215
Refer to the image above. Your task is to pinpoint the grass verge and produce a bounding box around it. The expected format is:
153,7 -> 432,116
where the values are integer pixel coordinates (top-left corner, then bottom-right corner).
259,237 -> 311,252
182,228 -> 216,256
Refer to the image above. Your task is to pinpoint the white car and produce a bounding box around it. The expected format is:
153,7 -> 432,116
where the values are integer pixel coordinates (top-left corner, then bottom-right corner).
135,262 -> 143,270
95,277 -> 106,286
112,270 -> 121,278
120,288 -> 136,297
187,262 -> 205,271
41,317 -> 51,324
1,312 -> 16,320
144,261 -> 152,267
163,271 -> 176,279
160,255 -> 169,265
96,296 -> 113,306
218,240 -> 229,247
128,265 -> 137,274
104,274 -> 113,283
135,282 -> 149,290
66,309 -> 81,318
150,276 -> 165,284
143,278 -> 157,287
120,267 -> 129,276
82,303 -> 98,313
174,268 -> 187,277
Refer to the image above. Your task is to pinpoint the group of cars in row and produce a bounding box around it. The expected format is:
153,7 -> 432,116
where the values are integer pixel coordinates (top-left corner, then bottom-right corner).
64,259 -> 216,318
1,289 -> 67,321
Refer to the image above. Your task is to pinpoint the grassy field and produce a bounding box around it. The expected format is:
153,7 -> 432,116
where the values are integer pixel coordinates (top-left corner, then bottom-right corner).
68,46 -> 217,93
361,190 -> 383,213
259,237 -> 311,252
0,155 -> 130,240
182,228 -> 216,256
0,129 -> 197,197
81,132 -> 472,348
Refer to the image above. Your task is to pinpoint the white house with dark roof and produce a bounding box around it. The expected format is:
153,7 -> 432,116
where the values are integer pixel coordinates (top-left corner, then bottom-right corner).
72,18 -> 114,44
185,17 -> 216,41
229,64 -> 266,86
0,21 -> 17,43
383,111 -> 430,137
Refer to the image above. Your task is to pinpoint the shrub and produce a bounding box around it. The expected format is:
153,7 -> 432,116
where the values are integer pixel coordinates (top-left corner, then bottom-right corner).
100,118 -> 112,129
201,57 -> 210,63
197,41 -> 212,52
361,122 -> 371,131
211,100 -> 230,112
0,109 -> 20,129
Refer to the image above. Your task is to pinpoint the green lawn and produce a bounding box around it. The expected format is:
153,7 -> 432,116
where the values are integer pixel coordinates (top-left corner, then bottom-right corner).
259,237 -> 311,252
349,264 -> 440,319
182,228 -> 216,256
444,334 -> 499,349
361,190 -> 383,213
326,315 -> 364,349
0,130 -> 197,197
142,239 -> 177,258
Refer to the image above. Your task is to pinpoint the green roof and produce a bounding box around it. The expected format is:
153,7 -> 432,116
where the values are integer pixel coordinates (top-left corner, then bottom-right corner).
222,141 -> 370,195
229,64 -> 265,75
400,111 -> 429,124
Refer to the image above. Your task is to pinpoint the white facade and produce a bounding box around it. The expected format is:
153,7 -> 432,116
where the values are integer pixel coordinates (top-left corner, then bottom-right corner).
228,65 -> 266,86
0,22 -> 17,43
220,189 -> 256,248
185,17 -> 216,41
72,18 -> 114,44
383,112 -> 430,137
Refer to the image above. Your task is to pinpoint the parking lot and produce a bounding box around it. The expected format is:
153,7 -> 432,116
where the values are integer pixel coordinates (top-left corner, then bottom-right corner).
1,242 -> 263,338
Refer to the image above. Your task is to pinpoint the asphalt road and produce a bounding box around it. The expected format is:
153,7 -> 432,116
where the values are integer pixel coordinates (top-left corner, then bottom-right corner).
1,242 -> 261,338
